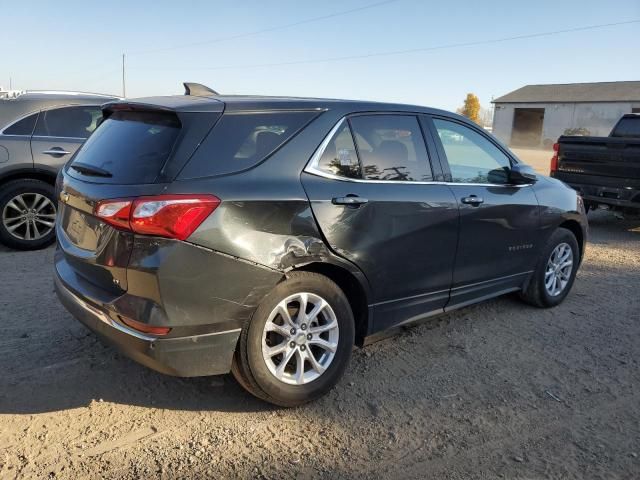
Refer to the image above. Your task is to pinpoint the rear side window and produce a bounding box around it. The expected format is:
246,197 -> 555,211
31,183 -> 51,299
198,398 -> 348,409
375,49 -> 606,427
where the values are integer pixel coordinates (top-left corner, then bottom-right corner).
611,117 -> 640,138
69,110 -> 180,184
349,115 -> 432,182
3,112 -> 38,135
179,111 -> 317,178
35,106 -> 102,138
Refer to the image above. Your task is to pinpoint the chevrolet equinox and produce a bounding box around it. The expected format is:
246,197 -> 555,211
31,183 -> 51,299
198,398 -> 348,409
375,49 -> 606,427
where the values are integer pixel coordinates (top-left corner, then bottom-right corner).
54,84 -> 588,406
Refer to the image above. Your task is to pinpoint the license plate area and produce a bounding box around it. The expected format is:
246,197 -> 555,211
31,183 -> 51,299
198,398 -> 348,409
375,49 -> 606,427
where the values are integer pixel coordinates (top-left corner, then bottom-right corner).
61,205 -> 105,251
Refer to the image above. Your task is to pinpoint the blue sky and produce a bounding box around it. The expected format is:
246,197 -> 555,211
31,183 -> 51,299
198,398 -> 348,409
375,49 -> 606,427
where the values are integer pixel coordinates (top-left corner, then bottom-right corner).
2,0 -> 639,111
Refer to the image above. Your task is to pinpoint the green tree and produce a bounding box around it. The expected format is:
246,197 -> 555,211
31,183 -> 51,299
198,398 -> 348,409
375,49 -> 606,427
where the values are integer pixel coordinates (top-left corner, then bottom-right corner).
460,93 -> 481,124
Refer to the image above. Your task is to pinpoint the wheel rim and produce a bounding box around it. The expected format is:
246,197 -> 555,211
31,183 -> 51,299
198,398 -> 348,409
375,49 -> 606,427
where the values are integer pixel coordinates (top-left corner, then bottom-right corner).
2,193 -> 56,241
544,242 -> 574,297
261,292 -> 339,386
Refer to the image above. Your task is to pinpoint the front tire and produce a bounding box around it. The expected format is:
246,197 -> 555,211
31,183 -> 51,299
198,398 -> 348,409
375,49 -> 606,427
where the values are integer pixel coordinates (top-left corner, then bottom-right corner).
520,228 -> 579,308
0,179 -> 57,250
232,272 -> 354,407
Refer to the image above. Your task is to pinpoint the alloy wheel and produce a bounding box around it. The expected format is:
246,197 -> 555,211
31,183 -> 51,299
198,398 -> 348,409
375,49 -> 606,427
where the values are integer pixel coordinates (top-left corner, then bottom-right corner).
544,242 -> 574,297
2,193 -> 56,241
261,292 -> 339,385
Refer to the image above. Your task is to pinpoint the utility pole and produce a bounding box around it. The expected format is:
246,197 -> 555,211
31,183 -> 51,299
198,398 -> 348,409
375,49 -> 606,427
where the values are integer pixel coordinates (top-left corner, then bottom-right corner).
9,77 -> 12,90
122,54 -> 126,98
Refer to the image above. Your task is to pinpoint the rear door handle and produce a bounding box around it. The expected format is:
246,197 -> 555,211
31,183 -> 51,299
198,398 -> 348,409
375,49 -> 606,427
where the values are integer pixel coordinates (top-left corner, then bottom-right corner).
42,148 -> 71,156
332,196 -> 368,206
461,195 -> 484,206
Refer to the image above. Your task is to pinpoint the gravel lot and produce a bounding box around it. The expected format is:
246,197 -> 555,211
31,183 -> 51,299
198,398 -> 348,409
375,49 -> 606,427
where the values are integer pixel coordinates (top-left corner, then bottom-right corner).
0,210 -> 639,479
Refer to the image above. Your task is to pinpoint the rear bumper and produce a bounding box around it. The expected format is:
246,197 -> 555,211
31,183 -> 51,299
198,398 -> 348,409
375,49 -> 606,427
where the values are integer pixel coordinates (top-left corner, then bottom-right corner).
555,178 -> 640,210
54,271 -> 240,377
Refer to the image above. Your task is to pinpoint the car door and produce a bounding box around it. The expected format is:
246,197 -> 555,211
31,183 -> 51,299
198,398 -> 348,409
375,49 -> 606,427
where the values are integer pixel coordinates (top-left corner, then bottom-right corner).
301,113 -> 459,331
30,105 -> 102,176
425,115 -> 541,308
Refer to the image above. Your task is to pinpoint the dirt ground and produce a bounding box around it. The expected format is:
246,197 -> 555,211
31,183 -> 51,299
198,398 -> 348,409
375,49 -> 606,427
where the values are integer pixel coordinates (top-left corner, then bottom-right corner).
0,210 -> 639,479
511,148 -> 553,176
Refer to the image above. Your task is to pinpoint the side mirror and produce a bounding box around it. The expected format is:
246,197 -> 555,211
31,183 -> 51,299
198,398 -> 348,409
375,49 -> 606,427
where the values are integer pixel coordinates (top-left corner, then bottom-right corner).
487,167 -> 510,184
509,163 -> 537,185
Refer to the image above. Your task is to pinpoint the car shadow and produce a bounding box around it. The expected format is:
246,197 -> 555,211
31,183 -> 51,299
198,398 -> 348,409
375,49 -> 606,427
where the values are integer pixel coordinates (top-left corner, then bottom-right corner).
0,331 -> 275,415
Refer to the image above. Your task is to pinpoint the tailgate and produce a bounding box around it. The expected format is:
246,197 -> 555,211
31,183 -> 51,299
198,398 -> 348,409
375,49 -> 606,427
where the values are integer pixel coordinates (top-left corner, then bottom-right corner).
56,105 -> 220,297
56,177 -> 166,296
558,136 -> 640,181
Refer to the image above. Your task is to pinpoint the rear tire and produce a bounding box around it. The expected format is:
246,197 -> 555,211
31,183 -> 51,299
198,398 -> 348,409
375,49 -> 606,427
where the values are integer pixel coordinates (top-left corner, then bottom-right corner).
0,179 -> 57,250
519,228 -> 579,308
232,272 -> 354,407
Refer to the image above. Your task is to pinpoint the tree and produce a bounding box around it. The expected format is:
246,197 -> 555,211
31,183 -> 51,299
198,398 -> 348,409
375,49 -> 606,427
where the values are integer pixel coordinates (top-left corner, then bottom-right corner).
460,93 -> 481,124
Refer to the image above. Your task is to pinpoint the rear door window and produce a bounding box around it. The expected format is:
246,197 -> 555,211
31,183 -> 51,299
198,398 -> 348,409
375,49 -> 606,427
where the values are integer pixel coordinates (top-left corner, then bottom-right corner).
316,122 -> 361,179
68,110 -> 181,184
349,115 -> 433,182
179,111 -> 318,178
34,106 -> 102,139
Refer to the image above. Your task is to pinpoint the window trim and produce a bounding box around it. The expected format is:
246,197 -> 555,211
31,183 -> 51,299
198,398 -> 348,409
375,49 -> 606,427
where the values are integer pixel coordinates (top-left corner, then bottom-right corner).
305,114 -> 528,187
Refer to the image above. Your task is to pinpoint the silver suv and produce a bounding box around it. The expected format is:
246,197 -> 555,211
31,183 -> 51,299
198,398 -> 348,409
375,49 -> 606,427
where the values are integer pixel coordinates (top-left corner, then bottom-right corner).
0,91 -> 118,249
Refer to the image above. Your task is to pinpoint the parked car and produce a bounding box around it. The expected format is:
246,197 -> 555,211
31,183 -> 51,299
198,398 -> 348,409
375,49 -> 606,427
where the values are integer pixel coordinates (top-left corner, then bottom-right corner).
0,91 -> 118,249
54,85 -> 587,406
551,114 -> 640,214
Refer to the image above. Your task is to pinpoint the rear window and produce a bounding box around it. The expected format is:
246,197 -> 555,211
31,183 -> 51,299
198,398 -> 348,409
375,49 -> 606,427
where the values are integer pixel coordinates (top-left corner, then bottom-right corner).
69,110 -> 181,184
179,111 -> 318,178
611,117 -> 640,138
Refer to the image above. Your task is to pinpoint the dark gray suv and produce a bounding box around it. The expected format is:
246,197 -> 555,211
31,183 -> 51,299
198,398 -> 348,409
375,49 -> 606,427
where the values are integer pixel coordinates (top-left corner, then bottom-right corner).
0,91 -> 117,249
54,86 -> 587,406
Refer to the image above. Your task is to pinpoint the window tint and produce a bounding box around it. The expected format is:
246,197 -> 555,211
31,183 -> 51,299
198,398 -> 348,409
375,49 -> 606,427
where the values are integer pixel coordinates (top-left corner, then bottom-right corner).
3,113 -> 38,135
611,117 -> 640,138
34,106 -> 102,138
433,118 -> 511,184
180,111 -> 318,178
349,115 -> 432,181
69,111 -> 180,184
316,122 -> 361,179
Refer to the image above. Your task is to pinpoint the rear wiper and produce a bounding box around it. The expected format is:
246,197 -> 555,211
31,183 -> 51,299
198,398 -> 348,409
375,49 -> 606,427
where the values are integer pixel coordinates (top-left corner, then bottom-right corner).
70,162 -> 113,177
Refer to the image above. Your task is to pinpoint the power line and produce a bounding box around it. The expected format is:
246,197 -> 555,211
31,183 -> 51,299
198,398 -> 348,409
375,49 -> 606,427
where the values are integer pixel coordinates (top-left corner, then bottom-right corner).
134,19 -> 640,71
128,0 -> 402,56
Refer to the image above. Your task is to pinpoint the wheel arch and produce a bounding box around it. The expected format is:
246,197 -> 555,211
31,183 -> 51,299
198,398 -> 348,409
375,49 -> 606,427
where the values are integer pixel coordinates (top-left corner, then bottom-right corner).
289,261 -> 371,346
557,219 -> 585,261
0,168 -> 57,188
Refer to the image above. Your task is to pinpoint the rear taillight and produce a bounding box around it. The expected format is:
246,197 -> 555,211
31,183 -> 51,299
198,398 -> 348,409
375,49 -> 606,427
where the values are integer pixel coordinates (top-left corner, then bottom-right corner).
95,194 -> 220,241
550,142 -> 559,174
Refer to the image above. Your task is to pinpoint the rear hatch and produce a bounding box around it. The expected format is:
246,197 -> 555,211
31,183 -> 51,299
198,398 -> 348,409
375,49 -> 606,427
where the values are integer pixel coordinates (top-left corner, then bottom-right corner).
56,100 -> 222,297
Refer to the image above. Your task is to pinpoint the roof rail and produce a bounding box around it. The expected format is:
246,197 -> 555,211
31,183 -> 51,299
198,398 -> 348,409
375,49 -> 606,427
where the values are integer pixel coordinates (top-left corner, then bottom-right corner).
183,82 -> 219,97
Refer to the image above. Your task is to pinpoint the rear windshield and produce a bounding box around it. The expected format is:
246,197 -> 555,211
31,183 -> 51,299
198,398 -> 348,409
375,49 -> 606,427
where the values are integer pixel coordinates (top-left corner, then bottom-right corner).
611,116 -> 640,138
179,111 -> 318,179
68,110 -> 181,184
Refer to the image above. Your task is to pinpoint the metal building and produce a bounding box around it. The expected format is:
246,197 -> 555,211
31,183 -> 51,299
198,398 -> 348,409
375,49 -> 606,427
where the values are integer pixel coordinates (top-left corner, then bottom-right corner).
491,81 -> 640,148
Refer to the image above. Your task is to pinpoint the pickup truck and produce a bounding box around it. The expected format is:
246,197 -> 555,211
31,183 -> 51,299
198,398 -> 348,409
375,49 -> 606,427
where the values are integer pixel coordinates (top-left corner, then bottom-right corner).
551,114 -> 640,214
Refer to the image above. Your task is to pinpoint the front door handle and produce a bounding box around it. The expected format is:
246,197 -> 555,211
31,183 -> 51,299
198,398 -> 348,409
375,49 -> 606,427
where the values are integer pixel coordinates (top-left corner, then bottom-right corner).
461,195 -> 484,206
42,148 -> 71,156
332,196 -> 368,206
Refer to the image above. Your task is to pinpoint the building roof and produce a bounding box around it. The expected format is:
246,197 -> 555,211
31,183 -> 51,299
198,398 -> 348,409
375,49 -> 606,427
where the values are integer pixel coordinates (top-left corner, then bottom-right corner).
492,81 -> 640,104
